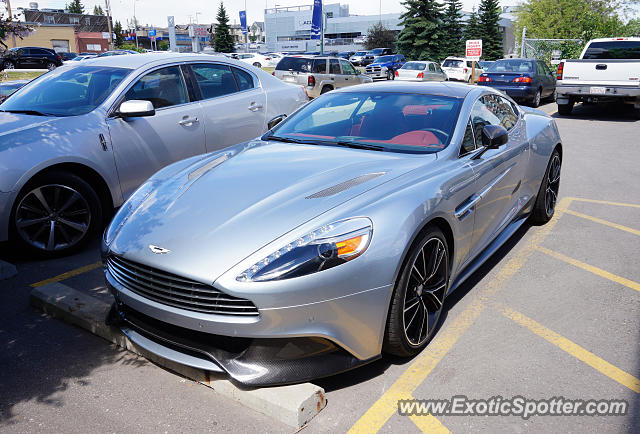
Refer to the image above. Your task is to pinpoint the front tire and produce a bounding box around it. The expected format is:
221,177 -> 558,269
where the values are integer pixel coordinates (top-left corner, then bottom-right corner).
253,62 -> 262,68
384,226 -> 449,357
529,149 -> 561,225
11,171 -> 103,257
387,69 -> 394,80
3,61 -> 15,70
46,62 -> 57,70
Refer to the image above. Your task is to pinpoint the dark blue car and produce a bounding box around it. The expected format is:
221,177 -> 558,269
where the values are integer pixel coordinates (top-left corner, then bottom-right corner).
477,58 -> 556,107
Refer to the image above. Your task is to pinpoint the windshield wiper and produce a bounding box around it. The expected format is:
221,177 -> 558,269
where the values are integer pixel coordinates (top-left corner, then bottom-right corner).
264,135 -> 321,145
335,140 -> 385,152
0,109 -> 51,116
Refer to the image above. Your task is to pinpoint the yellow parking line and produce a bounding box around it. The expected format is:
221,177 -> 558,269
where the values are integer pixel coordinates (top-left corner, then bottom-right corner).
565,209 -> 640,236
500,306 -> 640,393
537,246 -> 640,293
568,197 -> 640,209
347,197 -> 572,433
409,413 -> 451,433
30,261 -> 102,288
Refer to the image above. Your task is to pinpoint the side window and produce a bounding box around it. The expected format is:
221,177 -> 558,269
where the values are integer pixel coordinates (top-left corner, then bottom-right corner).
428,63 -> 435,72
312,59 -> 327,73
124,66 -> 189,109
470,94 -> 519,144
191,63 -> 238,99
231,67 -> 254,91
460,121 -> 476,155
329,59 -> 340,74
340,59 -> 356,75
435,64 -> 443,73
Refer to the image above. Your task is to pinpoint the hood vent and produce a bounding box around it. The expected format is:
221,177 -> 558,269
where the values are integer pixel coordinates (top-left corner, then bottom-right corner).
306,172 -> 386,199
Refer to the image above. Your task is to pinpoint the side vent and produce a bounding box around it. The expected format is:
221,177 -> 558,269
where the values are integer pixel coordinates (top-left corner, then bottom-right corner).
305,172 -> 386,199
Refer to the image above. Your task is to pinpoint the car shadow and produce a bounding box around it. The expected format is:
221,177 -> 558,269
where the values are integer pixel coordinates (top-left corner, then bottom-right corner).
315,221 -> 532,392
552,102 -> 638,123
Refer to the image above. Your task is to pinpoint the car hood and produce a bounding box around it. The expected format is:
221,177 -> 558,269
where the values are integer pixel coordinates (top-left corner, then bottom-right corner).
109,140 -> 434,283
0,112 -> 66,144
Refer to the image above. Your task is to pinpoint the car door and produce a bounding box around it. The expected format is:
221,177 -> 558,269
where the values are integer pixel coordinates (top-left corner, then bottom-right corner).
16,48 -> 35,68
339,59 -> 358,86
188,62 -> 267,152
465,94 -> 529,258
106,64 -> 206,198
434,63 -> 447,81
537,61 -> 555,97
426,63 -> 439,81
329,59 -> 345,88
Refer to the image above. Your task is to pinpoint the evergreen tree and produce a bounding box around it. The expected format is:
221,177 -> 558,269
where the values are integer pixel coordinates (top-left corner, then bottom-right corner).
66,0 -> 85,14
441,0 -> 464,56
463,7 -> 481,41
113,20 -> 124,47
396,0 -> 445,61
93,5 -> 104,15
213,2 -> 235,53
477,0 -> 503,60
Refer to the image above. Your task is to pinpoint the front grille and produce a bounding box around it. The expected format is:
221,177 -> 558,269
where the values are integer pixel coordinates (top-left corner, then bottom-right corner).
365,66 -> 382,74
107,255 -> 259,316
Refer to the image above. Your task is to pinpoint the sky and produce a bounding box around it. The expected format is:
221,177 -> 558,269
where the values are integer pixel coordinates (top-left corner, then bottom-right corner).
8,0 -> 639,29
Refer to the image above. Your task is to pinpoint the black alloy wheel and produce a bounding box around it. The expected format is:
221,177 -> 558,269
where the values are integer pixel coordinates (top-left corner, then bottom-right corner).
530,149 -> 562,224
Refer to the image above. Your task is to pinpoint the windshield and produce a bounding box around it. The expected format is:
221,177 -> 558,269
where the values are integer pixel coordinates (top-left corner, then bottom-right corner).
583,41 -> 640,59
442,59 -> 463,68
267,91 -> 462,154
276,57 -> 313,72
402,62 -> 426,70
374,55 -> 394,63
487,59 -> 535,73
354,51 -> 367,56
0,66 -> 131,116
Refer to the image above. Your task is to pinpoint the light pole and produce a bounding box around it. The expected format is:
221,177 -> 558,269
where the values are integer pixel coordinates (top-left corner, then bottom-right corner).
133,0 -> 139,49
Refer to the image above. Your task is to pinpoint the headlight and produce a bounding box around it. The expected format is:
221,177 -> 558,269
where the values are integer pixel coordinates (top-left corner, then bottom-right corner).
237,217 -> 372,282
103,180 -> 159,245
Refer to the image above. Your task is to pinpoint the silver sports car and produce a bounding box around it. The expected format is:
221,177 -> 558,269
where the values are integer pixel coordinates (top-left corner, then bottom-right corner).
102,82 -> 562,386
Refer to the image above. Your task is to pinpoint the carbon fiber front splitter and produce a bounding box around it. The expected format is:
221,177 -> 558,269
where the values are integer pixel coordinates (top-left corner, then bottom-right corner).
108,303 -> 379,388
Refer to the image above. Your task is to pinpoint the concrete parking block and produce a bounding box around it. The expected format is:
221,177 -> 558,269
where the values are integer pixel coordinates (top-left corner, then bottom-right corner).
30,282 -> 326,428
0,259 -> 17,280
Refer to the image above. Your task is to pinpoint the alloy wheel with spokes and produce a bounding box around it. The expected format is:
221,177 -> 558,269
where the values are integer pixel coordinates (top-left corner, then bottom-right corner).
545,154 -> 561,217
384,226 -> 450,356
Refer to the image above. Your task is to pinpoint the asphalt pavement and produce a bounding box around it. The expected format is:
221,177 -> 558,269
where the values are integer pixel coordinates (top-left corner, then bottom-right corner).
1,101 -> 638,433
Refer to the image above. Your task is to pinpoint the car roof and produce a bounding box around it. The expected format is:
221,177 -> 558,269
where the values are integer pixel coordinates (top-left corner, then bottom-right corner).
76,52 -> 246,69
334,81 -> 475,98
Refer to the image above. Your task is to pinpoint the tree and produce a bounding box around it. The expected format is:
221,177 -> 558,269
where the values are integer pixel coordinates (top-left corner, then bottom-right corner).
624,18 -> 640,36
0,14 -> 34,50
364,22 -> 397,50
158,40 -> 169,51
396,0 -> 445,61
93,5 -> 104,15
515,0 -> 630,43
463,7 -> 481,41
441,0 -> 464,56
213,2 -> 235,53
113,20 -> 124,47
477,0 -> 503,60
66,0 -> 85,14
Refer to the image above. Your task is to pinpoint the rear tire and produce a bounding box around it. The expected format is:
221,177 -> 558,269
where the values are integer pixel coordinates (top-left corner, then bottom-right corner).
557,101 -> 574,115
531,88 -> 542,107
387,70 -> 394,80
46,62 -> 56,70
10,171 -> 103,257
3,61 -> 15,70
529,149 -> 561,225
320,85 -> 332,94
253,62 -> 261,68
384,226 -> 449,357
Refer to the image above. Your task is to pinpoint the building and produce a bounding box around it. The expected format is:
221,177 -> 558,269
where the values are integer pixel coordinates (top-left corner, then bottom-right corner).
3,24 -> 78,52
20,8 -> 113,53
264,3 -> 516,56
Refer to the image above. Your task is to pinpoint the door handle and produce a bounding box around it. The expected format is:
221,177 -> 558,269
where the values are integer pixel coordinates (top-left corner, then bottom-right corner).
178,116 -> 199,126
248,102 -> 263,112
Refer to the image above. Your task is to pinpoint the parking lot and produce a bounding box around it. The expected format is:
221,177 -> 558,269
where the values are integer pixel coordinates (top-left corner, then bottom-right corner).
1,100 -> 639,432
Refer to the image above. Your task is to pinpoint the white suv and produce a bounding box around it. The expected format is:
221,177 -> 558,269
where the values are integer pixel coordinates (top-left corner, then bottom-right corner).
441,57 -> 484,82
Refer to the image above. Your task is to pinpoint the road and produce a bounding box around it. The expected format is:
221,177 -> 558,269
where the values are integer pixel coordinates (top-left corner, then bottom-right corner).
1,101 -> 638,432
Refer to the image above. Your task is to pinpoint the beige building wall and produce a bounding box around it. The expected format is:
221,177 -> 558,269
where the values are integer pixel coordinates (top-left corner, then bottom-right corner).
6,25 -> 78,52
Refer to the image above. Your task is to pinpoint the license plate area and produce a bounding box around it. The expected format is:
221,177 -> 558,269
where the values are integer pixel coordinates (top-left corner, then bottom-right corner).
590,86 -> 606,95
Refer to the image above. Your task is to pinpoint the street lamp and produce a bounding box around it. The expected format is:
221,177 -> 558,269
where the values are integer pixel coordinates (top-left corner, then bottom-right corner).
133,0 -> 139,48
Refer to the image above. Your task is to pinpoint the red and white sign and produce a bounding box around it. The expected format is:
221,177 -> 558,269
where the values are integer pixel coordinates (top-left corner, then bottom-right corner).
466,39 -> 482,60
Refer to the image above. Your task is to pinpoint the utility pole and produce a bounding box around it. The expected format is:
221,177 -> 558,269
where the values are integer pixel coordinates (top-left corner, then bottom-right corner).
105,0 -> 114,50
520,26 -> 526,58
133,0 -> 139,48
5,0 -> 17,48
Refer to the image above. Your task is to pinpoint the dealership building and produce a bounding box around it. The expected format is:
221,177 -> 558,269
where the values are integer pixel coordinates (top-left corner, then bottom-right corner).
264,3 -> 516,56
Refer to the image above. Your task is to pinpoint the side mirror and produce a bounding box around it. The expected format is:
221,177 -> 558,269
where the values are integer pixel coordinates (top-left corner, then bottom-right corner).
481,124 -> 508,149
267,113 -> 286,130
117,100 -> 155,118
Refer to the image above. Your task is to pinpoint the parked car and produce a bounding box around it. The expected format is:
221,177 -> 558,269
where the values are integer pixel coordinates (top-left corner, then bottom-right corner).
273,55 -> 372,98
556,37 -> 640,117
441,57 -> 484,82
477,58 -> 557,107
362,48 -> 394,66
365,54 -> 407,80
338,51 -> 355,59
235,52 -> 275,68
1,47 -> 63,70
349,51 -> 370,66
97,50 -> 139,57
0,54 -> 308,256
102,82 -> 562,387
395,61 -> 447,82
70,54 -> 98,62
0,79 -> 29,103
58,52 -> 77,61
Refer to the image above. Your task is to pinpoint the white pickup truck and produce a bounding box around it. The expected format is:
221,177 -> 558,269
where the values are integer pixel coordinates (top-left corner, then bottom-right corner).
556,37 -> 640,118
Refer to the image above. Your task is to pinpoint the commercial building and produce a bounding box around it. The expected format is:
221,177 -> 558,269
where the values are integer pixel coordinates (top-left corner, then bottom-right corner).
3,24 -> 78,52
264,3 -> 516,56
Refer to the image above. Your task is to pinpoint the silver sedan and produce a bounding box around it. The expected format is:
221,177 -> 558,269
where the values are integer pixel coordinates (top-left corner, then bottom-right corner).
103,82 -> 563,387
395,61 -> 448,81
0,53 -> 308,256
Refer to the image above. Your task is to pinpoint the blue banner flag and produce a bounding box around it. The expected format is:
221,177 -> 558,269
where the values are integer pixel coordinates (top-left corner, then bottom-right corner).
239,10 -> 247,34
310,0 -> 322,40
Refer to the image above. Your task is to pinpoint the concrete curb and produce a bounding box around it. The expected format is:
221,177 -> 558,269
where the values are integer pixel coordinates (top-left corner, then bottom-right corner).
30,282 -> 326,428
0,259 -> 17,280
